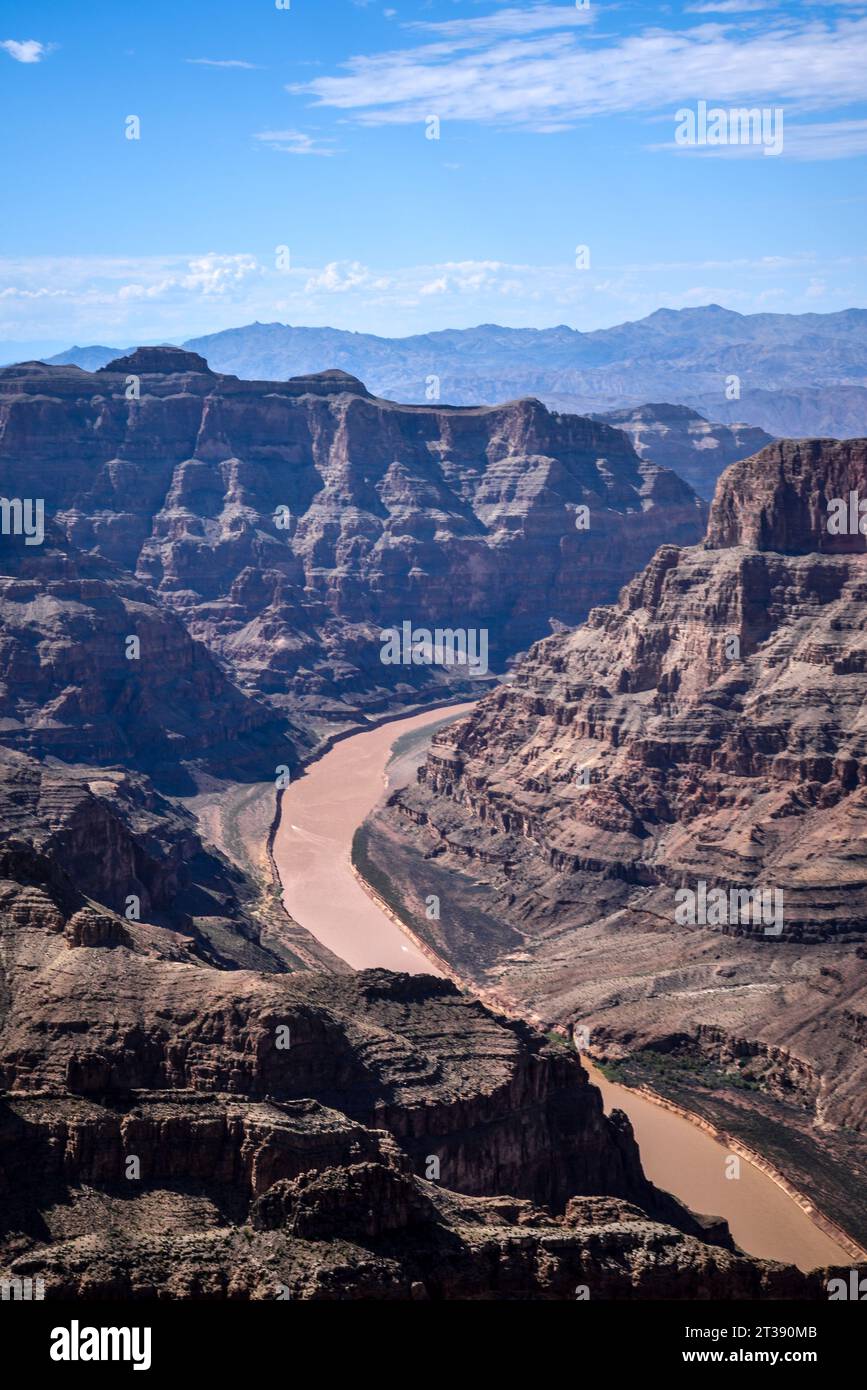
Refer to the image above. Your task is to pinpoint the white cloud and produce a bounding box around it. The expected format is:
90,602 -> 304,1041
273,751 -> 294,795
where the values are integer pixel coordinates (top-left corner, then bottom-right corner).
406,4 -> 594,41
186,58 -> 260,69
304,261 -> 390,293
0,250 -> 864,344
0,287 -> 68,299
181,253 -> 262,294
652,116 -> 867,160
292,14 -> 867,132
1,39 -> 48,63
686,2 -> 775,12
254,128 -> 337,156
783,117 -> 867,159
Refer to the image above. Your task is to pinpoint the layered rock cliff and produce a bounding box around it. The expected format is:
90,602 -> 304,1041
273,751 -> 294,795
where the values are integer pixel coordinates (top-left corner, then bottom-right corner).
1,829 -> 799,1299
1,357 -> 852,1298
0,349 -> 706,746
593,403 -> 773,500
365,438 -> 867,1249
0,523 -> 294,791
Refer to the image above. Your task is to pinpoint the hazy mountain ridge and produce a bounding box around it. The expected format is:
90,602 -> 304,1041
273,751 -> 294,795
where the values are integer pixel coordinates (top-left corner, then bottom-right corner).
42,305 -> 867,439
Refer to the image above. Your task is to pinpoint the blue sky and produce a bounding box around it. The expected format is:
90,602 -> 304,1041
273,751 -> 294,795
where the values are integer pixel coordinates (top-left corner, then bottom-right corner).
2,0 -> 866,352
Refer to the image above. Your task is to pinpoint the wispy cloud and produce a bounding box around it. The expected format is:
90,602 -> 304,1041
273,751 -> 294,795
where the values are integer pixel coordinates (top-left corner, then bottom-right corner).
783,117 -> 867,160
405,4 -> 595,41
1,39 -> 49,63
254,128 -> 337,156
186,58 -> 260,69
292,14 -> 867,135
2,249 -> 862,344
686,1 -> 776,13
651,116 -> 867,160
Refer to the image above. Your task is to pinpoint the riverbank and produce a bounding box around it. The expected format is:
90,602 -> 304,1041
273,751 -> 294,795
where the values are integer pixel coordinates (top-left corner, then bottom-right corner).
198,700 -> 860,1272
349,832 -> 858,1270
341,709 -> 860,1271
586,1060 -> 862,1269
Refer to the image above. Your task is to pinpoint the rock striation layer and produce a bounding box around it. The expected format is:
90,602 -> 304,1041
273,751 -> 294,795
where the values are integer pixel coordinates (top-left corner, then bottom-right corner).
366,438 -> 867,1248
0,905 -> 824,1302
0,524 -> 293,791
2,360 -> 856,1298
593,403 -> 773,500
0,351 -> 705,745
1,820 -> 805,1300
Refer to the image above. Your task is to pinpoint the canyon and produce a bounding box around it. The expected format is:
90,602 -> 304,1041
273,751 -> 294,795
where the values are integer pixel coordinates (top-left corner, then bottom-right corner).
1,347 -> 864,1300
0,348 -> 704,753
362,436 -> 867,1257
1,809 -> 812,1297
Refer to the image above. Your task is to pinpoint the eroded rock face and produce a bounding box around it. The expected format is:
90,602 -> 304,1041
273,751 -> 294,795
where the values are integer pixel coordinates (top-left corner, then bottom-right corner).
3,1153 -> 823,1301
402,443 -> 867,949
0,747 -> 313,974
0,525 -> 294,791
706,437 -> 867,554
0,363 -> 849,1299
594,403 -> 773,501
365,438 -> 867,1247
0,826 -> 786,1299
0,351 -> 706,742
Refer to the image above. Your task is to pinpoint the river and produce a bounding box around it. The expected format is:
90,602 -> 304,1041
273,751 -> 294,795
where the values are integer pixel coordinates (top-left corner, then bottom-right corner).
272,702 -> 852,1272
273,704 -> 475,972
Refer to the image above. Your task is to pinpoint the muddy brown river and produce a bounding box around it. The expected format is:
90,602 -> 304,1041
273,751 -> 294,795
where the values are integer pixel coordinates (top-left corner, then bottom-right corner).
272,703 -> 852,1272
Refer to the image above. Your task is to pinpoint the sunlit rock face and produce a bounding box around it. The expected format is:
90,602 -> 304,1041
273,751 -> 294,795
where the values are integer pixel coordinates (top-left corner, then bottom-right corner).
360,438 -> 867,1251
593,402 -> 773,501
0,351 -> 705,740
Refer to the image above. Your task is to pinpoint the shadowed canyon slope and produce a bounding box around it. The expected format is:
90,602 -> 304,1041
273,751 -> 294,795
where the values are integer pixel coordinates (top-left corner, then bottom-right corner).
0,348 -> 705,746
0,523 -> 295,792
364,438 -> 867,1249
1,847 -> 811,1299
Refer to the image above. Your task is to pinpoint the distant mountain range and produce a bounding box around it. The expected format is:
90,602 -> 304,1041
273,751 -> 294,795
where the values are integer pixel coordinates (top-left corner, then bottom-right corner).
41,304 -> 867,439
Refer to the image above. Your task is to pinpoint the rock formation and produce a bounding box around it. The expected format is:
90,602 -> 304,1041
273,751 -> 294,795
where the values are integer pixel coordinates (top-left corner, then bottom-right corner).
593,403 -> 773,500
366,437 -> 867,1250
0,524 -> 294,792
0,351 -> 705,747
1,360 -> 855,1298
48,303 -> 867,438
0,897 -> 825,1300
